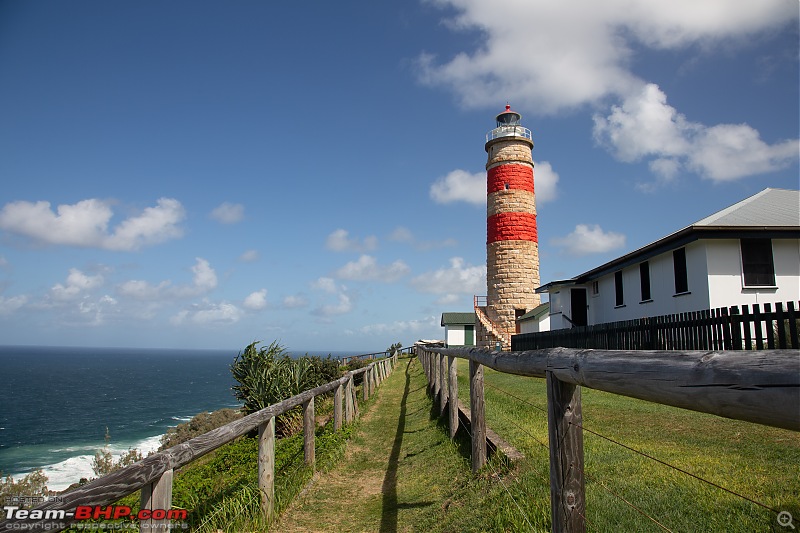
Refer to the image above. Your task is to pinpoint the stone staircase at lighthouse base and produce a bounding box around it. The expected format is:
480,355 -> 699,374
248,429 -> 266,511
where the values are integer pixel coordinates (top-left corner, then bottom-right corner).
474,304 -> 511,351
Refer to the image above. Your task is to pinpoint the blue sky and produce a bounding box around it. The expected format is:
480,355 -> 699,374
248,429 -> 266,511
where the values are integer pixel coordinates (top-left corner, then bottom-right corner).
0,0 -> 797,352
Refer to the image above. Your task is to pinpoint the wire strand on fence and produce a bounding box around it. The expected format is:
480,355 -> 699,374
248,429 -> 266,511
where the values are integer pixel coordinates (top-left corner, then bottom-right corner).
455,414 -> 535,531
569,420 -> 781,515
484,380 -> 548,415
482,378 -> 781,516
482,380 -> 702,531
579,465 -> 673,532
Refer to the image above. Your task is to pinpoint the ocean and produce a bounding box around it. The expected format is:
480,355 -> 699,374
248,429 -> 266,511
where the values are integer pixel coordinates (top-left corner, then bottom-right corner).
0,345 -> 354,491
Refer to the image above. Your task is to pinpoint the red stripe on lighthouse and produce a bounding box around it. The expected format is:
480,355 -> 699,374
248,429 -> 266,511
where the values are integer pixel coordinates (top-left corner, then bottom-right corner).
487,212 -> 538,243
487,164 -> 534,194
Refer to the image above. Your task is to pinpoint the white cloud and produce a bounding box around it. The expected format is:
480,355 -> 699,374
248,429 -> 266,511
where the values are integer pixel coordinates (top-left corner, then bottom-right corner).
312,277 -> 338,294
312,292 -> 353,317
430,163 -> 559,205
0,256 -> 8,268
310,277 -> 354,316
51,268 -> 105,301
0,197 -> 185,251
325,229 -> 378,252
334,255 -> 410,283
410,257 -> 486,295
533,161 -> 559,204
418,1 -> 797,183
0,294 -> 28,315
239,249 -> 259,262
282,294 -> 309,309
188,258 -> 217,292
243,289 -> 268,310
594,84 -> 799,185
430,169 -> 485,205
210,202 -> 245,224
356,316 -> 440,336
171,301 -> 242,325
389,226 -> 413,243
117,258 -> 217,301
551,224 -> 626,256
687,123 -> 799,181
417,0 -> 794,113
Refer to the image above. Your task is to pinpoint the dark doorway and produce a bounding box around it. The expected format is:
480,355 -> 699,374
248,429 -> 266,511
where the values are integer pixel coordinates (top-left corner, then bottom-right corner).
570,289 -> 588,327
515,308 -> 526,333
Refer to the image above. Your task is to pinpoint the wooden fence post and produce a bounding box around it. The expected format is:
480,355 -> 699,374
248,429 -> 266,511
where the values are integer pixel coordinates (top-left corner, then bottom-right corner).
448,355 -> 458,439
345,376 -> 354,423
303,397 -> 315,467
363,367 -> 370,401
546,371 -> 586,533
469,360 -> 486,472
433,353 -> 441,402
258,416 -> 276,522
439,353 -> 448,416
140,468 -> 173,532
334,383 -> 343,431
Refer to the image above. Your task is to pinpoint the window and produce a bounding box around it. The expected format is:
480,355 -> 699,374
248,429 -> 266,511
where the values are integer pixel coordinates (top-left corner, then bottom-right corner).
614,271 -> 624,307
591,281 -> 599,296
673,248 -> 688,294
741,238 -> 775,287
639,261 -> 651,301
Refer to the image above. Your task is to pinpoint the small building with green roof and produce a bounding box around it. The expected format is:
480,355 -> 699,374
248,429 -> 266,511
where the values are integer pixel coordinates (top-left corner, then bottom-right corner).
440,312 -> 477,347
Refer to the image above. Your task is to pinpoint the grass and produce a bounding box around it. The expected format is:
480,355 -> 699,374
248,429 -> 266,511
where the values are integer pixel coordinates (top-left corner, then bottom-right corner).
59,395 -> 353,532
453,358 -> 800,532
59,355 -> 799,532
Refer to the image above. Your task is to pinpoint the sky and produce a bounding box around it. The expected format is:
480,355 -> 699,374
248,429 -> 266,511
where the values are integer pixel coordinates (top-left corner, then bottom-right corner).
0,0 -> 797,352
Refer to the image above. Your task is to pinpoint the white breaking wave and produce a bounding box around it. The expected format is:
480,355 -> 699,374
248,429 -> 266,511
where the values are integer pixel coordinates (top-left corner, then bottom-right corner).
11,434 -> 164,492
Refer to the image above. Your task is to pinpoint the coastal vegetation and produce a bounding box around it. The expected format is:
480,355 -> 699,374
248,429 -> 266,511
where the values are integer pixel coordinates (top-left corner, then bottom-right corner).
230,341 -> 341,436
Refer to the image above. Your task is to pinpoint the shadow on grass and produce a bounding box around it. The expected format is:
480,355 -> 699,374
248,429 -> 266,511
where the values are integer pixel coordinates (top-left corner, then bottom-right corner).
379,359 -> 433,533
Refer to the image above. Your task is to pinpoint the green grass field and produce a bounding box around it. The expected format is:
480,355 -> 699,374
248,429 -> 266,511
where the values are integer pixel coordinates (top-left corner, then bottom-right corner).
63,356 -> 797,532
449,358 -> 800,532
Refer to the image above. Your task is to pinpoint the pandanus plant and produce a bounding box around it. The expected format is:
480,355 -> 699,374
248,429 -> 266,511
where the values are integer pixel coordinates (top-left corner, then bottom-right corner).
230,341 -> 340,436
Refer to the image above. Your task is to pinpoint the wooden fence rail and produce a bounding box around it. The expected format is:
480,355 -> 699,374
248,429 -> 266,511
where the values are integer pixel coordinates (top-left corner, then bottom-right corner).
2,355 -> 399,533
339,346 -> 413,365
417,345 -> 799,533
513,301 -> 800,352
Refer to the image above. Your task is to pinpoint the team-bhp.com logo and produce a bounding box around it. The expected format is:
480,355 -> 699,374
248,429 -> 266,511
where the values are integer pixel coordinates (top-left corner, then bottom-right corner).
3,505 -> 188,529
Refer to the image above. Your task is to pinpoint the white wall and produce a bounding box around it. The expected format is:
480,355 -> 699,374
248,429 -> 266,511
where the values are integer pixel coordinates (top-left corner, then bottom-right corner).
445,325 -> 466,346
519,314 -> 550,334
548,237 -> 799,330
707,238 -> 800,308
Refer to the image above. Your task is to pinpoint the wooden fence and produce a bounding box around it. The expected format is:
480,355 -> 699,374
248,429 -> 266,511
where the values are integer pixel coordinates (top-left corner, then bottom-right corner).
339,346 -> 413,365
513,301 -> 799,351
1,355 -> 399,533
417,345 -> 799,533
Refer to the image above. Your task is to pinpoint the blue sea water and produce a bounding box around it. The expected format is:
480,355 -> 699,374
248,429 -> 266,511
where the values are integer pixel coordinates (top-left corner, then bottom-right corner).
0,345 -> 354,490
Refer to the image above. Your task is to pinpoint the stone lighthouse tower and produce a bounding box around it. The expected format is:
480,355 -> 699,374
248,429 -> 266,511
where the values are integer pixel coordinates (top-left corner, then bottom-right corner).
476,105 -> 540,350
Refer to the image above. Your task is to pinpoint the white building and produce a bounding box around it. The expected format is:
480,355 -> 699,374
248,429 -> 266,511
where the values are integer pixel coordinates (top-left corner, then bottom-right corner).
538,188 -> 800,330
517,303 -> 550,334
441,312 -> 477,347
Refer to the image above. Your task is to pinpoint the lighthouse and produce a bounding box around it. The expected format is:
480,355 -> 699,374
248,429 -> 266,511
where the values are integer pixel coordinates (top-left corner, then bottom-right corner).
476,105 -> 540,350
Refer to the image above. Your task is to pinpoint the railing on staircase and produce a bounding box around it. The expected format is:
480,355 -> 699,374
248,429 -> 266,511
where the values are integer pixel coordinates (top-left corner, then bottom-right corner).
474,295 -> 513,349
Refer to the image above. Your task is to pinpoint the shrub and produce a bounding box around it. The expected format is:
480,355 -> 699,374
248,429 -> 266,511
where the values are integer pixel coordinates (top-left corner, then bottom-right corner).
159,408 -> 244,451
0,471 -> 49,519
230,341 -> 343,437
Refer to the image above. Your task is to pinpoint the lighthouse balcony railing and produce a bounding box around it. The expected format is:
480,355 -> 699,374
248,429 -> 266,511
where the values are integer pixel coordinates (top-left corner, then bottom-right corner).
485,125 -> 532,142
474,295 -> 487,308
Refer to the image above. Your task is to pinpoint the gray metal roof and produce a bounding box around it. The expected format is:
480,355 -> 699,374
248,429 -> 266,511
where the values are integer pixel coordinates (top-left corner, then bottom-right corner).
536,188 -> 799,292
693,188 -> 799,228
